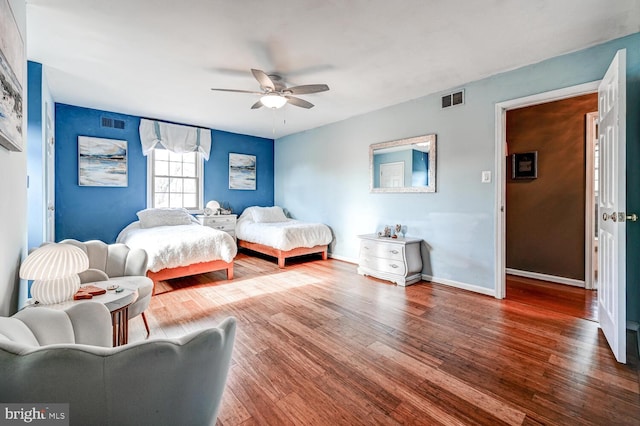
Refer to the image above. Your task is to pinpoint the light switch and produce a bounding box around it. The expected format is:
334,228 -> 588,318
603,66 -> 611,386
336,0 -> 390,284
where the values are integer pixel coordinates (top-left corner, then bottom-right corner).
481,171 -> 491,183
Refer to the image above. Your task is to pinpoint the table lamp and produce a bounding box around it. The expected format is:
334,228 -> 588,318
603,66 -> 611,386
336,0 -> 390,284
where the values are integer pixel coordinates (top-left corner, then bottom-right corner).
19,243 -> 90,304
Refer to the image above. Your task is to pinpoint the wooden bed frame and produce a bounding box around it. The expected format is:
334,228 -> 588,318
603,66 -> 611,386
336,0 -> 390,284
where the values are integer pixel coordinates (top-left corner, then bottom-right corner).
238,240 -> 328,268
146,259 -> 233,295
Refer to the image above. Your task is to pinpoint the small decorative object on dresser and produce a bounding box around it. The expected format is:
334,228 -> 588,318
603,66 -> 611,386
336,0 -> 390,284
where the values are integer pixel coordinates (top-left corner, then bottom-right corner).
357,234 -> 423,286
197,214 -> 238,241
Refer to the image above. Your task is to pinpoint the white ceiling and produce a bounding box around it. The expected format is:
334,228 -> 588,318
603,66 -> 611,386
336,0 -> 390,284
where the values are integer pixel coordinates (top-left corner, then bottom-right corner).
26,0 -> 640,139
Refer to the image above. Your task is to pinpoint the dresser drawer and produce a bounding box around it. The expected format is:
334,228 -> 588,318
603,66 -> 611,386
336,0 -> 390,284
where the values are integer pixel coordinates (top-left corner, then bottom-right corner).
206,223 -> 235,232
359,255 -> 407,276
359,239 -> 405,261
200,217 -> 235,226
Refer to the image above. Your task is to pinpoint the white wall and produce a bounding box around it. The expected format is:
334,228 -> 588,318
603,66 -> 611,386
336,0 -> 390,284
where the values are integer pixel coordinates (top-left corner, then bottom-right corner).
0,0 -> 27,315
275,33 -> 640,297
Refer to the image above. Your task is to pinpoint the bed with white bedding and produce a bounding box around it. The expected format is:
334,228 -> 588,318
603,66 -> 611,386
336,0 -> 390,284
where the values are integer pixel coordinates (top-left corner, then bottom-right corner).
236,206 -> 332,267
117,208 -> 237,292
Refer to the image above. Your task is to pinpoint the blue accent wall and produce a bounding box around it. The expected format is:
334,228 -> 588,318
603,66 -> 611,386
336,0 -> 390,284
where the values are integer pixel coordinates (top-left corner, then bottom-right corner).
207,129 -> 274,213
55,104 -> 274,243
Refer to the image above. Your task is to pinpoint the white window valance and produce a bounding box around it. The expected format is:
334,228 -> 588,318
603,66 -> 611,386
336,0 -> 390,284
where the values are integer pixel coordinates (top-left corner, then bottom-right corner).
139,119 -> 212,160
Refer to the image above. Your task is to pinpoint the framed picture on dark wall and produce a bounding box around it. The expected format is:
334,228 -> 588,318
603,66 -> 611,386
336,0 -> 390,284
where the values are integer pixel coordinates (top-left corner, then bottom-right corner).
512,151 -> 538,179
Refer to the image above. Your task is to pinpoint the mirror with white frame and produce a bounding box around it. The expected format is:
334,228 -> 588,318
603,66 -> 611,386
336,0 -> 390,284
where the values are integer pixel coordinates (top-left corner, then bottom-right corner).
369,134 -> 436,193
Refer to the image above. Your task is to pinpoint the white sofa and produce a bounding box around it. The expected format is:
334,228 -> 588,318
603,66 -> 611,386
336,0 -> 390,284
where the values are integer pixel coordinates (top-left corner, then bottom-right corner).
0,301 -> 236,426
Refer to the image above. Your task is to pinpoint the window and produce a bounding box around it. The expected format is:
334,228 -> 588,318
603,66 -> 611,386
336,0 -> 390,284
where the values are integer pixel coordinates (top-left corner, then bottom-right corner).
147,149 -> 203,211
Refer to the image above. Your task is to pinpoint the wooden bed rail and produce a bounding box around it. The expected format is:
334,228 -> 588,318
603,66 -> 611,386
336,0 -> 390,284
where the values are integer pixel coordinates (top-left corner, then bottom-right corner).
147,260 -> 233,295
237,240 -> 328,268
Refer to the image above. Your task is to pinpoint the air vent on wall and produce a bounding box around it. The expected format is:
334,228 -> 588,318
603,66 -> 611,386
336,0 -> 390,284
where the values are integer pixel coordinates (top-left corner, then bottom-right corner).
441,89 -> 464,109
101,117 -> 126,129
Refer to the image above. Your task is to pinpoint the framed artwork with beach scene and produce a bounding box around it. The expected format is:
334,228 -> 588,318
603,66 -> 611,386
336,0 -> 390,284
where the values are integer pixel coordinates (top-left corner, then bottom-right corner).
78,136 -> 128,187
229,153 -> 256,190
0,0 -> 24,152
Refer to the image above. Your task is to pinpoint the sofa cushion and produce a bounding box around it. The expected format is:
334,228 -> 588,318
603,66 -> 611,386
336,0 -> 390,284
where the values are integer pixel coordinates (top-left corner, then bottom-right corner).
0,317 -> 39,346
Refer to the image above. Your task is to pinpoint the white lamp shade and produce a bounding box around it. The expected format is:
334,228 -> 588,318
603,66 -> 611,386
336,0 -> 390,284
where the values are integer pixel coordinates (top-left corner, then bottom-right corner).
30,275 -> 81,304
20,243 -> 89,280
260,94 -> 287,109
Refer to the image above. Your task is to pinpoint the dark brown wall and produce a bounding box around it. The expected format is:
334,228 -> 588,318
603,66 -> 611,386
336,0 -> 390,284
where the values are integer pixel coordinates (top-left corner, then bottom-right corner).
506,93 -> 597,280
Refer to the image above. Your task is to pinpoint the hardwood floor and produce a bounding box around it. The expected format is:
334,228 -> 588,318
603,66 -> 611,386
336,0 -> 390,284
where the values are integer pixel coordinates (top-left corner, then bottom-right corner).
128,254 -> 640,425
506,274 -> 598,321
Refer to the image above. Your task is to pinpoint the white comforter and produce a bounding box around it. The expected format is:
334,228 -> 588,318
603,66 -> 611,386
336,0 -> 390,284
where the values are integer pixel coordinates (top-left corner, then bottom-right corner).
236,213 -> 332,251
116,222 -> 237,272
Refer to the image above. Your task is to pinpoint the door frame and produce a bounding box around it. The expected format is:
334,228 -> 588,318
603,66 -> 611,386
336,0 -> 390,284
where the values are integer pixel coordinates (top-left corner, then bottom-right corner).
585,111 -> 599,290
494,81 -> 600,299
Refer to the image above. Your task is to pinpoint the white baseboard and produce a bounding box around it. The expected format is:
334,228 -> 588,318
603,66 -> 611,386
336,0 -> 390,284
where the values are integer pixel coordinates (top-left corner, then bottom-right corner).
506,268 -> 585,288
328,253 -> 358,264
422,274 -> 495,297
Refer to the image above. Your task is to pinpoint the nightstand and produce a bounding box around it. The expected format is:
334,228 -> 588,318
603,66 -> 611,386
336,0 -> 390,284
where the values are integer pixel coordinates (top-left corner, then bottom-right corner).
196,214 -> 237,241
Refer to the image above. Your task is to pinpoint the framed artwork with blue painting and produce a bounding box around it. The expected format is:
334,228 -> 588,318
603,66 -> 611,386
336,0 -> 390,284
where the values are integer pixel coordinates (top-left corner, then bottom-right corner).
229,153 -> 256,190
78,136 -> 128,187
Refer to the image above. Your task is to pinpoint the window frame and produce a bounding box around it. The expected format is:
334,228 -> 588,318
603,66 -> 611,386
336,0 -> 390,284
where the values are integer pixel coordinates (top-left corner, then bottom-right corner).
146,149 -> 204,213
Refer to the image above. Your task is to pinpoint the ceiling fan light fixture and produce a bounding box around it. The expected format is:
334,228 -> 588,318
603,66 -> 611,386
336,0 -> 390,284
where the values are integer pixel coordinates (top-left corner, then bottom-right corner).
260,94 -> 287,109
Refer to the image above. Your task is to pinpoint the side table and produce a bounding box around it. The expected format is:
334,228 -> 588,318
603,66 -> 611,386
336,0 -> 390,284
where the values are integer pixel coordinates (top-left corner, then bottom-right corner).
24,281 -> 138,346
196,214 -> 238,241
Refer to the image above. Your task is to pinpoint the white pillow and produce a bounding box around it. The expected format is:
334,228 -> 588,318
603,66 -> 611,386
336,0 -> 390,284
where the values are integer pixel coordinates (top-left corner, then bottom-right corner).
251,206 -> 288,223
136,208 -> 194,228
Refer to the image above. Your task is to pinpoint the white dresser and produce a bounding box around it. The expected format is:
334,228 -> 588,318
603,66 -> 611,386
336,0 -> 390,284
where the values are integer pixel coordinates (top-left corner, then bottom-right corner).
196,214 -> 237,241
357,234 -> 423,286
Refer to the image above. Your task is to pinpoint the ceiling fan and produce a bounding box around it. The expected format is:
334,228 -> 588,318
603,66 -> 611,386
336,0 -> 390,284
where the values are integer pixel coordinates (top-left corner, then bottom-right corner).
211,69 -> 329,110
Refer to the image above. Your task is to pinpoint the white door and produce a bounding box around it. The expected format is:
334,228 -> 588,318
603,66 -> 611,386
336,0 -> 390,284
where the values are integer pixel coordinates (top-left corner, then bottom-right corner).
598,49 -> 627,363
380,162 -> 405,188
44,104 -> 55,242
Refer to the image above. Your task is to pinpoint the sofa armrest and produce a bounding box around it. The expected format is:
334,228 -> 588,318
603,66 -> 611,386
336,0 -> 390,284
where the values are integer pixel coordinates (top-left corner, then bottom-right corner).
78,268 -> 109,284
11,302 -> 112,347
65,302 -> 112,347
124,248 -> 148,276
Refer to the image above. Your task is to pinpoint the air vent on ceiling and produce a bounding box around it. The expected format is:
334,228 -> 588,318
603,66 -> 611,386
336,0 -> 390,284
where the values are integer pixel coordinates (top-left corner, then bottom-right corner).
101,117 -> 126,129
441,89 -> 464,109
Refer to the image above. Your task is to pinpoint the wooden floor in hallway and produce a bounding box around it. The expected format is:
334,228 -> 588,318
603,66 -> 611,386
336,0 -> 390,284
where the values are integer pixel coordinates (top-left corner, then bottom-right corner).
128,253 -> 640,425
506,274 -> 598,321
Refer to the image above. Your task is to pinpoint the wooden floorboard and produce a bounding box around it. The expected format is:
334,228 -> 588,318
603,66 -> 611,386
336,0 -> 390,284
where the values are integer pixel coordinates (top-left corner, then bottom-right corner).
127,254 -> 640,425
506,274 -> 598,321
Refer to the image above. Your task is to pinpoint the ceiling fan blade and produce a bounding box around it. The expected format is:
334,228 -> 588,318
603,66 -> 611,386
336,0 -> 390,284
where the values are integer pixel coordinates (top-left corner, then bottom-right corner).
211,88 -> 262,94
250,100 -> 263,109
251,69 -> 275,91
285,96 -> 314,109
287,84 -> 329,95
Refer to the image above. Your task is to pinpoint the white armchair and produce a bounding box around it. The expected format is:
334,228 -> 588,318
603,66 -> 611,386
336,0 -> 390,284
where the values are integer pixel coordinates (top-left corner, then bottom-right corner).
0,302 -> 236,426
59,239 -> 154,335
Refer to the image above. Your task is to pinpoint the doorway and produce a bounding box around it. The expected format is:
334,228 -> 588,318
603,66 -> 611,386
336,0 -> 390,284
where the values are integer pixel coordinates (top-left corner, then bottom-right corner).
501,91 -> 599,321
496,50 -> 629,363
494,81 -> 600,301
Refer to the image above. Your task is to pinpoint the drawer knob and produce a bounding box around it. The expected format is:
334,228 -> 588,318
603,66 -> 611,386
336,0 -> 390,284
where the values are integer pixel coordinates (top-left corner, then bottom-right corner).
390,264 -> 399,268
390,250 -> 399,254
